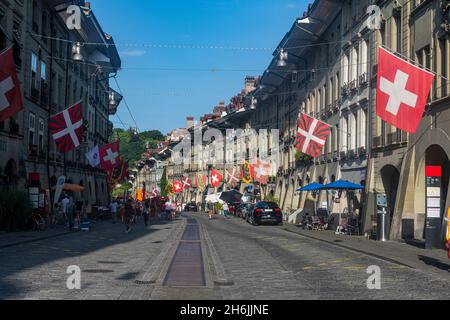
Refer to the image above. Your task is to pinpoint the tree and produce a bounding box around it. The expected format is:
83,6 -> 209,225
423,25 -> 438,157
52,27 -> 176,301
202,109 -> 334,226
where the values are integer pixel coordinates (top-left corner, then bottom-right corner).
160,167 -> 168,197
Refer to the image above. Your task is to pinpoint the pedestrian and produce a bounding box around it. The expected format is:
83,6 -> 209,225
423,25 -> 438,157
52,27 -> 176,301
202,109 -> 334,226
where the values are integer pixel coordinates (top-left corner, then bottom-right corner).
143,199 -> 150,226
61,193 -> 70,226
207,201 -> 214,220
165,199 -> 172,221
110,199 -> 119,224
445,239 -> 450,260
124,199 -> 134,233
170,201 -> 177,220
66,197 -> 76,231
223,202 -> 230,219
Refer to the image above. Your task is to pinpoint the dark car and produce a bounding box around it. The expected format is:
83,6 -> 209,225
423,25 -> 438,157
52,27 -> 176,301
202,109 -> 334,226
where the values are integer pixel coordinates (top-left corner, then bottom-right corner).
248,201 -> 282,226
184,202 -> 198,212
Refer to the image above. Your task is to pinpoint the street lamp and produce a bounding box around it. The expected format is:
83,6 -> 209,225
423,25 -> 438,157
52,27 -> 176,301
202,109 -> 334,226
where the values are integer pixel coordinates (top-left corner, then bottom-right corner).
277,49 -> 288,67
72,42 -> 83,61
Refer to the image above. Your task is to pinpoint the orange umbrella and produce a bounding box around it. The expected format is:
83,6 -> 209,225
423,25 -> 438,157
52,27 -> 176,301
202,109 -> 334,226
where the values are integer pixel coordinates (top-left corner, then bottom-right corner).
52,184 -> 85,193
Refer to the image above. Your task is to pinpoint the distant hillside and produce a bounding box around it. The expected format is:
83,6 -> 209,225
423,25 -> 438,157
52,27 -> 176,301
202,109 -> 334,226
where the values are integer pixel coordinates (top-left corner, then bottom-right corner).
112,128 -> 165,164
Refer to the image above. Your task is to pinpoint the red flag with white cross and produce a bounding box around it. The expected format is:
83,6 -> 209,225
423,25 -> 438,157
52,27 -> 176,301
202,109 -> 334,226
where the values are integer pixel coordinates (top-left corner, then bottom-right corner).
210,169 -> 223,188
182,176 -> 191,190
252,160 -> 272,185
295,113 -> 330,158
173,180 -> 183,193
49,102 -> 84,153
99,141 -> 120,173
376,47 -> 435,134
0,47 -> 23,122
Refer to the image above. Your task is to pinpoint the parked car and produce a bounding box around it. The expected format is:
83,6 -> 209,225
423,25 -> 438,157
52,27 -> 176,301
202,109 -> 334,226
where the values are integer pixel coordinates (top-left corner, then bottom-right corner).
184,202 -> 198,212
248,201 -> 282,226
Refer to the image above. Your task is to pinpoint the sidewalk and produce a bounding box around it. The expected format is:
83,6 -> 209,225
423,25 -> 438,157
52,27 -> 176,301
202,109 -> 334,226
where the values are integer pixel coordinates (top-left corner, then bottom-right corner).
0,225 -> 80,249
283,223 -> 450,278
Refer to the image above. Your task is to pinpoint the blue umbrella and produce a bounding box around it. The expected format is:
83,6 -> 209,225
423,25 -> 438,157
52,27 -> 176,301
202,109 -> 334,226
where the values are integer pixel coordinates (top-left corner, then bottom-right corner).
321,180 -> 364,190
297,182 -> 324,192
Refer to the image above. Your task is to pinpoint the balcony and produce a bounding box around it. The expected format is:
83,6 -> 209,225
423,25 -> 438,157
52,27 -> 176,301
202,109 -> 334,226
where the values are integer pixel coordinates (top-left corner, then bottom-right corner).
341,83 -> 350,97
358,146 -> 367,156
339,150 -> 347,160
350,79 -> 358,92
359,72 -> 368,87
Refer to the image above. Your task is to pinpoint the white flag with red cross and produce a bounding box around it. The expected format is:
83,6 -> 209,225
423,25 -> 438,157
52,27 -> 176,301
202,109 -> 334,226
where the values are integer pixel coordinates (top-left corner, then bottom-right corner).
376,47 -> 434,134
99,141 -> 120,173
295,113 -> 331,158
0,47 -> 23,123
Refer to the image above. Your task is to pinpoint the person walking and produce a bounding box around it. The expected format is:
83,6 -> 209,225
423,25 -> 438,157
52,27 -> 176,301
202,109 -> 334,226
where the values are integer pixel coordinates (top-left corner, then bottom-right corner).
66,197 -> 76,231
143,199 -> 150,227
170,201 -> 177,221
207,201 -> 214,220
110,199 -> 119,224
165,199 -> 172,221
61,194 -> 70,227
223,202 -> 230,220
124,199 -> 134,233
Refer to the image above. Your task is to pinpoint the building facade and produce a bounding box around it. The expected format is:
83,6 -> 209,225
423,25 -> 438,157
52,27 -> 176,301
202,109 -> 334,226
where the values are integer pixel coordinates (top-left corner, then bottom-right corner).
0,0 -> 121,207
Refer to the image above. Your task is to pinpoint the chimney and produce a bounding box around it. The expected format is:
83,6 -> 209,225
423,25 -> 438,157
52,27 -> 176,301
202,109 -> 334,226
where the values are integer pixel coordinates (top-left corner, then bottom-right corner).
186,116 -> 194,129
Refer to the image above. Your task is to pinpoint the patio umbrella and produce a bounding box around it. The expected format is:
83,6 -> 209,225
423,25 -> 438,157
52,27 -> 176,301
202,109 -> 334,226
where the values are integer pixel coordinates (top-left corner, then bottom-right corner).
297,182 -> 323,192
220,190 -> 243,203
321,180 -> 364,190
205,193 -> 223,204
52,184 -> 85,193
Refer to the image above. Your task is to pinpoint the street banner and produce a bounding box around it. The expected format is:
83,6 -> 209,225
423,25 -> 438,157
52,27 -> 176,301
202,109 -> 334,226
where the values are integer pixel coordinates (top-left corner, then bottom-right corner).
295,113 -> 330,158
0,47 -> 23,122
182,176 -> 191,190
197,173 -> 206,192
100,141 -> 120,173
53,176 -> 66,206
226,167 -> 240,188
167,182 -> 174,197
241,160 -> 253,184
49,101 -> 84,152
253,159 -> 271,185
376,46 -> 434,133
210,169 -> 223,188
85,145 -> 100,167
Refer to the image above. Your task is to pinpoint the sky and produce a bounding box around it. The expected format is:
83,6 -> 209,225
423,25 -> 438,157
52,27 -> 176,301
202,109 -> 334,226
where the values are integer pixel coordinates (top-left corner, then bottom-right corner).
92,0 -> 309,134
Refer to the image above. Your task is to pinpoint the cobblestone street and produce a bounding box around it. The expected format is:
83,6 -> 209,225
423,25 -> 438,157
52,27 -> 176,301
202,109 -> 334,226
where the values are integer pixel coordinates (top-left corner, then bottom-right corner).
1,213 -> 450,300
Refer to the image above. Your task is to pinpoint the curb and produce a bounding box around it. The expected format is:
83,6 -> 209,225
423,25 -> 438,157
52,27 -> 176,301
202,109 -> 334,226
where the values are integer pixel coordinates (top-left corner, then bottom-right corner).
0,229 -> 81,250
282,226 -> 415,269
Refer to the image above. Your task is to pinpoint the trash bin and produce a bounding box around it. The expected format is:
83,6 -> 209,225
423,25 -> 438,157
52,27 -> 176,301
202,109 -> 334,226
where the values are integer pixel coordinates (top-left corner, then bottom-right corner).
377,207 -> 390,241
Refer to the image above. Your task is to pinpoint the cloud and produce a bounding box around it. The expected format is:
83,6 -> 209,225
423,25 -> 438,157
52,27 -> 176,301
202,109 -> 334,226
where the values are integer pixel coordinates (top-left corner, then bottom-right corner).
287,4 -> 296,9
119,50 -> 147,57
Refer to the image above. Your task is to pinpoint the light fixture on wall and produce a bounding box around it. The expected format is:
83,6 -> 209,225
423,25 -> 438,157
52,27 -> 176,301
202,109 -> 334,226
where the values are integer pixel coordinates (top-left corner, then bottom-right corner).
72,42 -> 83,61
277,49 -> 288,67
250,97 -> 257,110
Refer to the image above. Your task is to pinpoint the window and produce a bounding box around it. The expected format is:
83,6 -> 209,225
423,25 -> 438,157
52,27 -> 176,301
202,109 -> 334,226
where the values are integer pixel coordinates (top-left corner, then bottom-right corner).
360,39 -> 368,77
351,46 -> 359,82
28,113 -> 36,145
360,109 -> 367,149
40,61 -> 47,102
32,1 -> 39,33
38,118 -> 44,152
343,53 -> 349,84
31,52 -> 38,92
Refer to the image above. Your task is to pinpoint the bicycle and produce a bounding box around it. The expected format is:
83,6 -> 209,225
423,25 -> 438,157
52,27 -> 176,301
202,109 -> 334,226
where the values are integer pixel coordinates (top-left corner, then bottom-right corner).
31,212 -> 46,231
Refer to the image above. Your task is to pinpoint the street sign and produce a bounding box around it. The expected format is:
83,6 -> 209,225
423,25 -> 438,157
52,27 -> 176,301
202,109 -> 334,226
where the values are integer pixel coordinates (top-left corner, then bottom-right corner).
425,166 -> 442,249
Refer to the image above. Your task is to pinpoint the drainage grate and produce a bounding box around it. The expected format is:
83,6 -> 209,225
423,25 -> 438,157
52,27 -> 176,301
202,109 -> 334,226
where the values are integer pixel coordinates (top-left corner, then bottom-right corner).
163,219 -> 206,287
134,280 -> 156,285
83,269 -> 114,274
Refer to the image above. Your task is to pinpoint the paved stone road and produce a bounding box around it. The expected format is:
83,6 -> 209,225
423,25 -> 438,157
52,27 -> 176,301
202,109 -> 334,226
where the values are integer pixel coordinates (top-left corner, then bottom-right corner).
1,213 -> 450,300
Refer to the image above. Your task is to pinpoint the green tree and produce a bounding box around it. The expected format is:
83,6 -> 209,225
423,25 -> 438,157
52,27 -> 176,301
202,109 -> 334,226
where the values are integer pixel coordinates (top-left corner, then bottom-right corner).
160,167 -> 168,197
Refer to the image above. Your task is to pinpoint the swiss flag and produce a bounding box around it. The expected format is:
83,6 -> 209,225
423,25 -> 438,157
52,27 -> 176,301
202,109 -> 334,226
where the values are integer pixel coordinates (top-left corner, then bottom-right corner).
210,169 -> 223,188
99,141 -> 120,173
377,47 -> 434,134
49,102 -> 84,152
173,180 -> 183,193
296,113 -> 330,158
182,176 -> 191,189
0,48 -> 23,122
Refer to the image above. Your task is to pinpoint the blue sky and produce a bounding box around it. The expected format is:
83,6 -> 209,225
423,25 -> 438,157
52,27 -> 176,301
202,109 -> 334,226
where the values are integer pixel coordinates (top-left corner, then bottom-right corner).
92,0 -> 308,134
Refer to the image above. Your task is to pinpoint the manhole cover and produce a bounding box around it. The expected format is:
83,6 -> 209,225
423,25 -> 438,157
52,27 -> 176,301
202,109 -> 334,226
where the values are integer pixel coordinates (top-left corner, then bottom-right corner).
134,280 -> 156,285
83,269 -> 114,274
214,279 -> 234,286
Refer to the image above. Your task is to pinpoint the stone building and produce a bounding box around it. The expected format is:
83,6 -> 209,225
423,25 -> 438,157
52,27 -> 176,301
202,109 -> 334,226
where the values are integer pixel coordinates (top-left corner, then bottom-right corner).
0,0 -> 121,207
